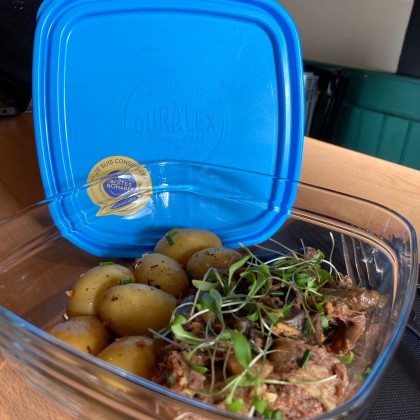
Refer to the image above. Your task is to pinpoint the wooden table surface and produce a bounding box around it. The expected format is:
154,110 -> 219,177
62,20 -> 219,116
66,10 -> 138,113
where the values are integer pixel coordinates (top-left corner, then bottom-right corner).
1,113 -> 420,419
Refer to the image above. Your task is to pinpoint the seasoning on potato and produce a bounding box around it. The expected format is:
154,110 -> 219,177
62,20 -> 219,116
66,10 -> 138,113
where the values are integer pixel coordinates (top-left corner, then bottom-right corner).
98,283 -> 177,337
98,336 -> 156,379
133,253 -> 189,297
186,246 -> 243,280
47,315 -> 110,355
66,263 -> 136,318
154,228 -> 222,266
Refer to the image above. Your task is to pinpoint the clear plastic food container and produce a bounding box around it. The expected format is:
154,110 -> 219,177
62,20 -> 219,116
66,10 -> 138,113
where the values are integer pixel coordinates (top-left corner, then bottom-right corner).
0,163 -> 417,420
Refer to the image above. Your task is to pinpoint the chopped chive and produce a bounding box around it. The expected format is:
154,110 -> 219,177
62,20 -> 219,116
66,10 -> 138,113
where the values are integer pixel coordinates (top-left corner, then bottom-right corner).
320,312 -> 329,329
299,349 -> 312,368
189,363 -> 208,374
99,261 -> 114,266
302,318 -> 312,335
118,278 -> 133,285
355,367 -> 372,381
166,375 -> 174,387
269,290 -> 285,297
336,352 -> 354,365
165,227 -> 178,246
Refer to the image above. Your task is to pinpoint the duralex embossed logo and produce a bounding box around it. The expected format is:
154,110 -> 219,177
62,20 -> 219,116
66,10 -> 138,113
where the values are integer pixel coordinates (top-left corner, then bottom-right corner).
125,70 -> 224,162
87,156 -> 152,216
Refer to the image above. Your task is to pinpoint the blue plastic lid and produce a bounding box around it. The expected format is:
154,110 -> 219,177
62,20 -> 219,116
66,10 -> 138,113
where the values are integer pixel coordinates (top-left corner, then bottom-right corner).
33,0 -> 304,257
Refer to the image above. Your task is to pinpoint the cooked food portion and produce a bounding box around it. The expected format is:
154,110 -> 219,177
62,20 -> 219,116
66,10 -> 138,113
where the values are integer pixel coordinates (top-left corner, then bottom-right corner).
98,336 -> 156,380
98,283 -> 177,337
66,263 -> 136,317
154,228 -> 222,266
186,246 -> 242,280
152,242 -> 385,419
47,315 -> 110,355
134,252 -> 189,297
46,228 -> 386,419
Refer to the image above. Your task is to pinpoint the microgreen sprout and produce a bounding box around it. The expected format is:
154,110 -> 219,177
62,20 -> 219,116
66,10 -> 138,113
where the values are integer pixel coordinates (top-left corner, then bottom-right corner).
153,242 -> 347,416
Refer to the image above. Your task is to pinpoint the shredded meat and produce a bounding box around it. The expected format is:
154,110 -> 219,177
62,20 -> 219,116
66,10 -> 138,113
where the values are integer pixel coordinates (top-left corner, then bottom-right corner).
328,314 -> 366,355
263,339 -> 348,419
154,350 -> 207,396
265,384 -> 324,419
281,350 -> 349,411
321,286 -> 384,311
269,337 -> 308,374
323,292 -> 370,355
151,252 -> 385,420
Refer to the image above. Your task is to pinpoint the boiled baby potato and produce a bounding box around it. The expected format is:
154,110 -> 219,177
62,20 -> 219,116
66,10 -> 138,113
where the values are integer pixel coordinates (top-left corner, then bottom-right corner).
67,263 -> 136,318
98,336 -> 156,379
98,283 -> 177,337
47,315 -> 110,355
154,228 -> 222,266
186,246 -> 243,279
134,253 -> 189,298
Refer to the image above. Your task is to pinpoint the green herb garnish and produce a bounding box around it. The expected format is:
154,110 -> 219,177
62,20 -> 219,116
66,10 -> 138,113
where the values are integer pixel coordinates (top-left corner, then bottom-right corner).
336,352 -> 354,365
299,349 -> 312,368
355,367 -> 372,381
166,375 -> 174,387
99,261 -> 114,266
118,278 -> 134,285
153,239 -> 344,416
302,318 -> 313,336
165,227 -> 178,246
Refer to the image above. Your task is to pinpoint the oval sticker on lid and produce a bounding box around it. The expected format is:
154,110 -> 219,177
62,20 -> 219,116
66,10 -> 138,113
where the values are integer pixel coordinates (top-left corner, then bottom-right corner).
87,156 -> 152,216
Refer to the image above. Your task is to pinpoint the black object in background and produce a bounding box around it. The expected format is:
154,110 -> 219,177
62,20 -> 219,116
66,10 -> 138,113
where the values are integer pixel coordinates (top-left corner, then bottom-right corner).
304,63 -> 349,142
398,0 -> 420,79
0,0 -> 43,115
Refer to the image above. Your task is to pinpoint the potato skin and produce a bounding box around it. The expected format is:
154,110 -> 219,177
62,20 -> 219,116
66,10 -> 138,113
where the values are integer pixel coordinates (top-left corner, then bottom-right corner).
154,228 -> 222,266
47,315 -> 110,355
98,283 -> 177,337
67,263 -> 136,318
186,246 -> 243,279
98,336 -> 156,379
134,253 -> 189,298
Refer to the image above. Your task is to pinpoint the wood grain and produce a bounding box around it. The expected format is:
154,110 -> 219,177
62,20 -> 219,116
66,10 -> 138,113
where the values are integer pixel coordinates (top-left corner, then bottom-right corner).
300,138 -> 420,238
0,356 -> 72,420
0,113 -> 419,419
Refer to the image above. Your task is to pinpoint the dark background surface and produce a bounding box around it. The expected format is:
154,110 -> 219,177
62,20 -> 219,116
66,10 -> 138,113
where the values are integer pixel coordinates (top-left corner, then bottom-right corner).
367,291 -> 420,419
398,0 -> 420,78
0,0 -> 42,113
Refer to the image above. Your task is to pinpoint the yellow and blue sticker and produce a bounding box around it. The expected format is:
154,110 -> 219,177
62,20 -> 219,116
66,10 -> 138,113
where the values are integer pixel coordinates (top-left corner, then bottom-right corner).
87,156 -> 152,216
